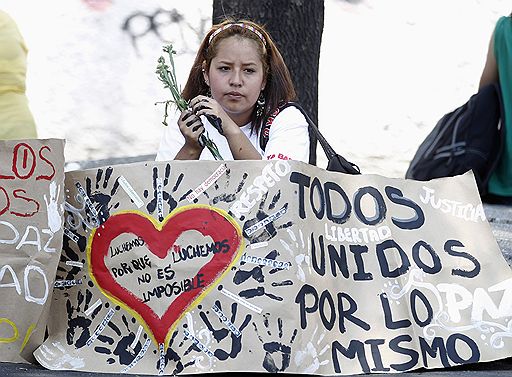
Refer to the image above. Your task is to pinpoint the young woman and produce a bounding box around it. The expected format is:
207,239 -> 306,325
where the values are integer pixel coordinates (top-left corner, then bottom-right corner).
479,12 -> 512,203
156,19 -> 310,162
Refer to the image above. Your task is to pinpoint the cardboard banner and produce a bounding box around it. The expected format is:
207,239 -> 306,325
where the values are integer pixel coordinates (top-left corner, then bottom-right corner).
35,160 -> 512,375
0,139 -> 65,362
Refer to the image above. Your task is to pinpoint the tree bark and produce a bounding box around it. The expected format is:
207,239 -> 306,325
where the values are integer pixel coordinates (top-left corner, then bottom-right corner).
212,0 -> 324,165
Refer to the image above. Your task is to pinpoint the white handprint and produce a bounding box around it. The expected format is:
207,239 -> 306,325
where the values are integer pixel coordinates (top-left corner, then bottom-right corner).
185,312 -> 214,370
280,228 -> 310,282
44,181 -> 63,233
294,325 -> 329,373
36,341 -> 84,370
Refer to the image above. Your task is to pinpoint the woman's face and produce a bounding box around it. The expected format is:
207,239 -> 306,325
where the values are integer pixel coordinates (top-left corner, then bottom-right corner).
204,36 -> 266,126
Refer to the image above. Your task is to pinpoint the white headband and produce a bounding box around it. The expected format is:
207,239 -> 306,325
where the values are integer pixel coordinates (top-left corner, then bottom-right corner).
208,23 -> 267,47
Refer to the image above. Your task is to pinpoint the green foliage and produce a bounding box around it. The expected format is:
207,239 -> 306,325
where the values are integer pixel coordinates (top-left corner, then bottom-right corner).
156,44 -> 223,160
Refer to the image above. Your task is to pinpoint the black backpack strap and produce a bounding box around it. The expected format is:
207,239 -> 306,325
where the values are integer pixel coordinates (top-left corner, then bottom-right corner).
260,101 -> 361,174
261,101 -> 337,157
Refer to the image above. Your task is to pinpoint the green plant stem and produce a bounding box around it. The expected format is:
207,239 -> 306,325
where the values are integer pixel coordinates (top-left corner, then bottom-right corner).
156,44 -> 223,160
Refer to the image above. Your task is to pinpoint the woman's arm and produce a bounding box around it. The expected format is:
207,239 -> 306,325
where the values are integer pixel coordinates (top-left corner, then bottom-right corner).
479,31 -> 499,89
174,144 -> 203,160
223,125 -> 262,160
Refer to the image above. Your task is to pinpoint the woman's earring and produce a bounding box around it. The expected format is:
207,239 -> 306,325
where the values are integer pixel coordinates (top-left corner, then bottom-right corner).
203,68 -> 212,97
256,92 -> 265,117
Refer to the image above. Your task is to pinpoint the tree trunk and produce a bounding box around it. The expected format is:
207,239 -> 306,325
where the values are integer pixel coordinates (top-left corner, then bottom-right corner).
212,0 -> 324,165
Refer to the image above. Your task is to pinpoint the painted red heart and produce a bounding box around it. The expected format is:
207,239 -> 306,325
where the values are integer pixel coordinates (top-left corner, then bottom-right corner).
88,205 -> 243,345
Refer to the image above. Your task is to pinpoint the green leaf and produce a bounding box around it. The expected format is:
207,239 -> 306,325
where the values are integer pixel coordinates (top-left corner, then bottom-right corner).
155,44 -> 223,160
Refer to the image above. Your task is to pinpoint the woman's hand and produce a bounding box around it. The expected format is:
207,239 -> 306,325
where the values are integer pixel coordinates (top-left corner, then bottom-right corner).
174,110 -> 204,160
189,95 -> 262,160
190,95 -> 238,137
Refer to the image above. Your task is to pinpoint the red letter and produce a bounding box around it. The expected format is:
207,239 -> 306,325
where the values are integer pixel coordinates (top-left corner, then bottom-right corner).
36,146 -> 56,181
12,143 -> 36,180
11,189 -> 40,217
0,186 -> 10,216
0,147 -> 14,179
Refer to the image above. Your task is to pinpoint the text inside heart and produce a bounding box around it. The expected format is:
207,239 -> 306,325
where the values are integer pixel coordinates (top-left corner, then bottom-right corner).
87,205 -> 243,345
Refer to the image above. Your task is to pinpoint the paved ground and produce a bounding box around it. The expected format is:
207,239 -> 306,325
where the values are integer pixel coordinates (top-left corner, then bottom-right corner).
484,203 -> 512,266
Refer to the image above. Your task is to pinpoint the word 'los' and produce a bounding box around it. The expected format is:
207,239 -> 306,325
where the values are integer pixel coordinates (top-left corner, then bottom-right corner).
0,143 -> 55,182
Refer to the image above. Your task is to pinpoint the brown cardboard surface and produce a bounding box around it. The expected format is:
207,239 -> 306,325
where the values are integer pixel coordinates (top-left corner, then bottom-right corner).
0,139 -> 65,363
33,160 -> 512,375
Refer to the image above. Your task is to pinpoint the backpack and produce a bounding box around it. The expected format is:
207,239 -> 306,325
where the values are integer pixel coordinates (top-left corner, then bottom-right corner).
259,102 -> 361,175
405,82 -> 505,196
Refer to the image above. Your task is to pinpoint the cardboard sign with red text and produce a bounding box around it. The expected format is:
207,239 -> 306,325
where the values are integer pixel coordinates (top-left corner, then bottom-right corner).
35,160 -> 512,375
0,139 -> 65,362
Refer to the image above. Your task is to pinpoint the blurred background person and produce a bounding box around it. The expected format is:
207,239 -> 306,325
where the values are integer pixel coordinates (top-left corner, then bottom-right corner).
479,11 -> 512,204
0,9 -> 37,139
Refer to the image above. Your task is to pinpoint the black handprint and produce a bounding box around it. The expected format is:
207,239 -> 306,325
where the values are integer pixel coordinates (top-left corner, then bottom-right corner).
242,191 -> 292,244
56,232 -> 87,281
152,329 -> 194,375
233,250 -> 293,302
191,301 -> 252,361
59,175 -> 107,281
65,288 -> 102,348
253,314 -> 298,373
85,166 -> 121,225
93,312 -> 144,366
143,164 -> 184,220
204,167 -> 244,205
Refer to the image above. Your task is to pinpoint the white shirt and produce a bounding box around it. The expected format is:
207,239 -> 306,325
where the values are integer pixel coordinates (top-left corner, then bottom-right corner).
156,106 -> 310,163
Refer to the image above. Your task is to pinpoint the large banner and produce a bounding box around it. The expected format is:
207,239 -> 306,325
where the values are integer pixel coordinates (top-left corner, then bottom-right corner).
35,160 -> 512,375
0,139 -> 65,362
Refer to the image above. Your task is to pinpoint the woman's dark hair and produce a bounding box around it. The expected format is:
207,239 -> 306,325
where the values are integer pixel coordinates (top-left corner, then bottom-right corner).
182,19 -> 297,134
